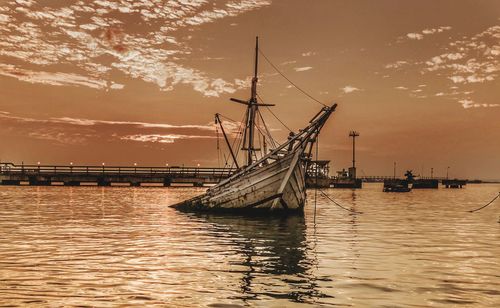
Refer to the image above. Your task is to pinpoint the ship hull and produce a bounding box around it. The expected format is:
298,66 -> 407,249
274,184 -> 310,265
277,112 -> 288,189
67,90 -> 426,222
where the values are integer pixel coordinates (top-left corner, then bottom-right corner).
171,153 -> 307,214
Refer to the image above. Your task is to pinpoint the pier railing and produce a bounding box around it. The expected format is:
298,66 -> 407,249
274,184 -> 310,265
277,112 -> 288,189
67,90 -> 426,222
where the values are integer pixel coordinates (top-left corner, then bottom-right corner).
0,163 -> 236,177
0,162 -> 238,186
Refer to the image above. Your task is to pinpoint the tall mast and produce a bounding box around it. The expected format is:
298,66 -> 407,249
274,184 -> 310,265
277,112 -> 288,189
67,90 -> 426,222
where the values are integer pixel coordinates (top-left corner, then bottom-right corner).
230,36 -> 274,166
247,36 -> 259,166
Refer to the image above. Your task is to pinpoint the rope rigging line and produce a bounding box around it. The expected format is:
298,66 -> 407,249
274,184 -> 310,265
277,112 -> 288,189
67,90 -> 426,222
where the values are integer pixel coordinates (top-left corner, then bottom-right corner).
468,192 -> 500,213
215,125 -> 221,168
318,189 -> 363,214
256,108 -> 279,149
265,106 -> 292,133
314,130 -> 319,223
256,93 -> 292,133
258,48 -> 327,107
253,117 -> 272,147
229,112 -> 246,168
217,111 -> 246,172
218,113 -> 239,123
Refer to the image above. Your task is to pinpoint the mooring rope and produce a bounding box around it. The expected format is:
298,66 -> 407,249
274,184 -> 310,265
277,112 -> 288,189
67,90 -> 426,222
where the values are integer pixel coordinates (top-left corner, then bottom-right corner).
468,192 -> 500,213
318,189 -> 363,214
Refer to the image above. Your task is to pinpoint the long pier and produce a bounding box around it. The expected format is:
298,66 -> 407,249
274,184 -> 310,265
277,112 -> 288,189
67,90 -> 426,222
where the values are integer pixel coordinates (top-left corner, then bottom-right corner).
0,162 -> 469,188
0,163 -> 235,187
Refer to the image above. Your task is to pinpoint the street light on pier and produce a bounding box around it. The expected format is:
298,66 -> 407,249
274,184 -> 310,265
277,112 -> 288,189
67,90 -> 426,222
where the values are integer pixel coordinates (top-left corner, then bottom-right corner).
349,131 -> 360,179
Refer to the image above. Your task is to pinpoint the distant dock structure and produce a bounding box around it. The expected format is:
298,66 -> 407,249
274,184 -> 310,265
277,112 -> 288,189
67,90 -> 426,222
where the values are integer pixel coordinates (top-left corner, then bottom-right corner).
1,162 -> 471,189
0,163 -> 234,187
330,130 -> 362,189
305,130 -> 362,189
442,179 -> 467,188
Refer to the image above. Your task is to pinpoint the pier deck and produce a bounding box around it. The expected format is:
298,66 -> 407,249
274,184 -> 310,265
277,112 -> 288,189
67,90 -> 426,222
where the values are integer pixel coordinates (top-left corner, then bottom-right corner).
0,163 -> 235,187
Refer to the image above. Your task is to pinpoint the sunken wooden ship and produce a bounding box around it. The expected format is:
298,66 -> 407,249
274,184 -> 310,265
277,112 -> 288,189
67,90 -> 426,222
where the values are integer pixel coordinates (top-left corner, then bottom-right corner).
170,37 -> 337,214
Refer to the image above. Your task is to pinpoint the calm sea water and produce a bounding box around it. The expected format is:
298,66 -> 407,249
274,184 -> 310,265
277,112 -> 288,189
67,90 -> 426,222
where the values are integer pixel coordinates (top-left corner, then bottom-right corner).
0,183 -> 498,307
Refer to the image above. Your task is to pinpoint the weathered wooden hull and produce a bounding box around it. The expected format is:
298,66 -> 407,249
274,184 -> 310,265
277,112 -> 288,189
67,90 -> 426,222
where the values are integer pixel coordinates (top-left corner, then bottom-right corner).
171,153 -> 307,214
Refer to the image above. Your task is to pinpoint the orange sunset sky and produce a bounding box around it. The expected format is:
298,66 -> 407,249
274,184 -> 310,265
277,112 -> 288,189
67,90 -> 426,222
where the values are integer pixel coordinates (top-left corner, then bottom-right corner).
0,0 -> 499,179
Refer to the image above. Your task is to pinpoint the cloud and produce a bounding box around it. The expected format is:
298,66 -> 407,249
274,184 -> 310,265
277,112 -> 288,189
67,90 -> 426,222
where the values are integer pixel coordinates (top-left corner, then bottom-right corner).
423,25 -> 500,85
459,99 -> 499,109
301,51 -> 317,57
49,117 -> 215,130
0,111 -> 215,131
341,86 -> 361,94
0,0 -> 272,96
0,64 -> 108,89
449,76 -> 466,83
406,26 -> 452,40
385,61 -> 408,69
407,33 -> 424,40
294,66 -> 313,72
0,110 -> 219,145
395,86 -> 408,90
387,25 -> 499,108
120,134 -> 216,144
110,83 -> 124,90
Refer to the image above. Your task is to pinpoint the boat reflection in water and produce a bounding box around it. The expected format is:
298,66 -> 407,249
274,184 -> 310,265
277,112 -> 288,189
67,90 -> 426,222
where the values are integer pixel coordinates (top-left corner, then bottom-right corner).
188,213 -> 331,304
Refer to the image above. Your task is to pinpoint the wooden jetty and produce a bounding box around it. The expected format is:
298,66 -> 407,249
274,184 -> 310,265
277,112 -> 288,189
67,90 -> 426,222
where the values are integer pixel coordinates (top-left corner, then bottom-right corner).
0,162 -> 234,187
442,179 -> 467,188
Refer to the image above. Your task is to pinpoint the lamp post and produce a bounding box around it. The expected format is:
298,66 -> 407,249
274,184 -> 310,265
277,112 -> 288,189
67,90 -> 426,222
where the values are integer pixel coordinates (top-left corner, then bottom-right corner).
349,131 -> 359,179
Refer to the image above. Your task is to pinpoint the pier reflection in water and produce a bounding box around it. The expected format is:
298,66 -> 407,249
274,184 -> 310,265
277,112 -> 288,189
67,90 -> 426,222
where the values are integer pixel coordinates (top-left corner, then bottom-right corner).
0,184 -> 498,307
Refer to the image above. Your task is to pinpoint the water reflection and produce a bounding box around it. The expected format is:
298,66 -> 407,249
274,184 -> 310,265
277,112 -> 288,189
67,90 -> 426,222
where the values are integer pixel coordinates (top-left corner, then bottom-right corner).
0,185 -> 498,307
191,213 -> 330,304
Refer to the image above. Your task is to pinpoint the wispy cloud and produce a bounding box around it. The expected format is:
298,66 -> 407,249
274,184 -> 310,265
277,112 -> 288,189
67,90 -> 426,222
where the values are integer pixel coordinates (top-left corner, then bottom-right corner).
385,61 -> 408,69
407,33 -> 424,40
0,110 -> 218,145
49,117 -> 215,130
406,26 -> 452,40
341,86 -> 361,94
0,0 -> 272,96
386,25 -> 499,108
301,51 -> 317,57
0,64 -> 107,89
459,99 -> 499,109
121,134 -> 216,144
294,66 -> 313,72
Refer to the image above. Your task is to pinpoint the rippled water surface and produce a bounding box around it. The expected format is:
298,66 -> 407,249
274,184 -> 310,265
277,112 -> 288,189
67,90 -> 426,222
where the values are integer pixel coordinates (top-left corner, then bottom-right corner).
0,184 -> 499,307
